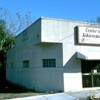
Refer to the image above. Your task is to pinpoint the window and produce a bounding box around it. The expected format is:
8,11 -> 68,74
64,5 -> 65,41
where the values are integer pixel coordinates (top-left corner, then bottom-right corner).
23,60 -> 29,68
12,62 -> 13,68
22,32 -> 28,42
43,59 -> 56,67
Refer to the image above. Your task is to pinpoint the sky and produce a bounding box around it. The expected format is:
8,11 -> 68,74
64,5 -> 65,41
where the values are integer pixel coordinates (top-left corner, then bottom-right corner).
0,0 -> 100,23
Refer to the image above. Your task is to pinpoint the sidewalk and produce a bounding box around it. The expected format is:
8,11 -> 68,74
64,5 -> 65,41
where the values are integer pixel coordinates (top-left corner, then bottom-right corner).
7,93 -> 77,100
7,90 -> 100,100
67,90 -> 94,99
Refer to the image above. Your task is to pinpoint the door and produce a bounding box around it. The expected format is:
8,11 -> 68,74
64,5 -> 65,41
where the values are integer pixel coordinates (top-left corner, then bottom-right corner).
81,60 -> 100,88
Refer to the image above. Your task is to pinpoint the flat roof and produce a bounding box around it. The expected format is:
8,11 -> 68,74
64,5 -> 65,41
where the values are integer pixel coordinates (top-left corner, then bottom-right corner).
16,17 -> 100,38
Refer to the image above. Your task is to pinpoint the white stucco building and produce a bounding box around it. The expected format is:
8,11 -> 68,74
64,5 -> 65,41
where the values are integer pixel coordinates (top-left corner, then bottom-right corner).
6,17 -> 100,92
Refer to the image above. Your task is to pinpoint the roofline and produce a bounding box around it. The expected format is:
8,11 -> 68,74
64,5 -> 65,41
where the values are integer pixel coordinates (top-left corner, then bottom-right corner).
16,17 -> 42,38
16,17 -> 100,38
40,17 -> 99,25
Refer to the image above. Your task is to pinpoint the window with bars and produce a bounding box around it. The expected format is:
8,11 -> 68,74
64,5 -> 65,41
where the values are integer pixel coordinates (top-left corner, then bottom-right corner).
43,59 -> 56,67
23,60 -> 29,68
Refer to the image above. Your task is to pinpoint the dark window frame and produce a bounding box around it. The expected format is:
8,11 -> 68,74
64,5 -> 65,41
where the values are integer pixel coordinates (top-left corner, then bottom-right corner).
43,59 -> 56,67
23,60 -> 29,68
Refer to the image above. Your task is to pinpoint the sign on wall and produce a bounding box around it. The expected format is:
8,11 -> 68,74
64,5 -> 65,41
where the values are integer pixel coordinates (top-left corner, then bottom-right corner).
78,26 -> 100,45
22,32 -> 28,42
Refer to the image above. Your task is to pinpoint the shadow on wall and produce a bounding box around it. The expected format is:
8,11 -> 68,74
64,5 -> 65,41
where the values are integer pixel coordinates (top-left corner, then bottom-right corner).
35,53 -> 81,91
63,52 -> 81,73
32,52 -> 81,92
74,26 -> 78,45
62,52 -> 82,92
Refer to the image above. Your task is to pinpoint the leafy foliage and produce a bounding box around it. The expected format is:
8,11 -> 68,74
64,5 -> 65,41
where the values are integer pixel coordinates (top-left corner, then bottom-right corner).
0,19 -> 15,69
0,7 -> 33,70
0,20 -> 15,49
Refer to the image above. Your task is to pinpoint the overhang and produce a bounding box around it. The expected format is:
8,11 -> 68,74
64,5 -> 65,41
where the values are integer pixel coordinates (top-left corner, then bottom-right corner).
77,52 -> 100,60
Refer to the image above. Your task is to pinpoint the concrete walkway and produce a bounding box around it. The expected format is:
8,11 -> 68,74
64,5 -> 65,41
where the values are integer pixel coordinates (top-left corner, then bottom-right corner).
67,90 -> 100,99
6,90 -> 100,100
8,93 -> 77,100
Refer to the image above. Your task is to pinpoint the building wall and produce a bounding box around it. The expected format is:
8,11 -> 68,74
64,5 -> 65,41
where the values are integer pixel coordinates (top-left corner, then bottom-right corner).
6,43 -> 63,91
6,17 -> 100,92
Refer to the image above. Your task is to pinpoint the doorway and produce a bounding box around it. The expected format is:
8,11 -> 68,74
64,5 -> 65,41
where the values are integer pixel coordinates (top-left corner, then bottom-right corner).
81,60 -> 100,88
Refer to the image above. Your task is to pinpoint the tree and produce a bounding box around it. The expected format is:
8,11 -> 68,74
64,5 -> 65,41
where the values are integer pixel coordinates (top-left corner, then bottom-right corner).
0,19 -> 14,69
97,17 -> 100,23
0,7 -> 33,70
88,17 -> 100,23
0,7 -> 34,84
0,7 -> 33,35
0,20 -> 6,50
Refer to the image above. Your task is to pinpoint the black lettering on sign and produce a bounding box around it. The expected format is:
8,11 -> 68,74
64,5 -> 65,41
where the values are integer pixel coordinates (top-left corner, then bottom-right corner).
85,28 -> 97,33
